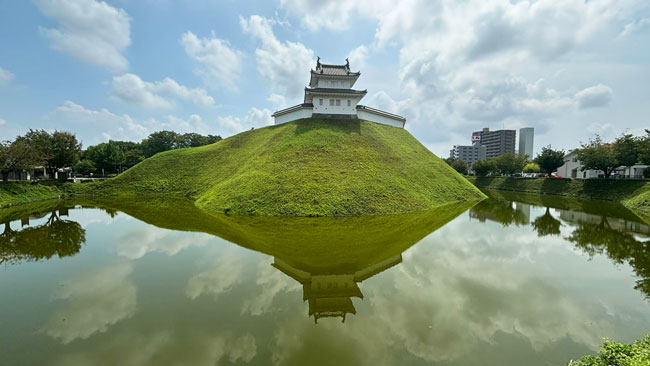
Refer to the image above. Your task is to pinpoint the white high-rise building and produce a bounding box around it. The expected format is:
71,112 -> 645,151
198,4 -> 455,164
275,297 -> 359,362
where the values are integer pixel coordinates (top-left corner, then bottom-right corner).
518,127 -> 534,159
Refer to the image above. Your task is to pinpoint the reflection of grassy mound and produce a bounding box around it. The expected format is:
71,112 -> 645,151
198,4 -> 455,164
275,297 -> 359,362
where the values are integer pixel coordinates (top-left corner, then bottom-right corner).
81,196 -> 473,272
99,119 -> 484,216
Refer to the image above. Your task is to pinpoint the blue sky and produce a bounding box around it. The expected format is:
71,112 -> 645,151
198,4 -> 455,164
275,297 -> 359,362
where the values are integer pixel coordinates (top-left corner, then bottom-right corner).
0,0 -> 649,157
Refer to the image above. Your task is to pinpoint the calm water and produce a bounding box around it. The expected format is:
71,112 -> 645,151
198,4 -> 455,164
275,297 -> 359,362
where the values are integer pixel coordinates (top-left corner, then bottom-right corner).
1,192 -> 650,366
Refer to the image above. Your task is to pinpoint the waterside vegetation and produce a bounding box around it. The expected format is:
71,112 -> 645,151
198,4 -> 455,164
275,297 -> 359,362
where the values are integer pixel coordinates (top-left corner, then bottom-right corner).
468,177 -> 650,219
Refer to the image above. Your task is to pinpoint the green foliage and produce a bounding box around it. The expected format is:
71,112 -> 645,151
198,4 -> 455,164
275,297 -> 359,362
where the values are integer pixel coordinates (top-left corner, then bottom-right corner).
85,141 -> 126,174
449,159 -> 468,174
495,152 -> 527,175
532,207 -> 562,237
534,146 -> 565,174
141,131 -> 181,157
523,162 -> 540,173
638,129 -> 650,166
0,138 -> 45,180
140,131 -> 222,158
73,159 -> 96,175
49,131 -> 81,168
571,334 -> 650,366
17,129 -> 81,171
0,210 -> 85,265
577,136 -> 618,178
613,133 -> 640,168
472,159 -> 497,176
98,119 -> 485,216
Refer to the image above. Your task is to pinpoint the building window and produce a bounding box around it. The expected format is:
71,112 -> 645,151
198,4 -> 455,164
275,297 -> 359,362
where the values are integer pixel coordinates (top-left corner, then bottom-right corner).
336,99 -> 341,106
319,99 -> 323,106
347,100 -> 351,107
330,99 -> 334,106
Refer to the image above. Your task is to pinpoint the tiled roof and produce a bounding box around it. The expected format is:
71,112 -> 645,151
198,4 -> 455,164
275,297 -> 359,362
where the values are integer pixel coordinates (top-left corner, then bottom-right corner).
356,105 -> 406,122
315,64 -> 360,76
305,87 -> 367,95
271,103 -> 313,117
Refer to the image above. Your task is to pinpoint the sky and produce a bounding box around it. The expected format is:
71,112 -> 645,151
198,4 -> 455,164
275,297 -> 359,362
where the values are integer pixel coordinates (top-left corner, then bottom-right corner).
0,0 -> 648,157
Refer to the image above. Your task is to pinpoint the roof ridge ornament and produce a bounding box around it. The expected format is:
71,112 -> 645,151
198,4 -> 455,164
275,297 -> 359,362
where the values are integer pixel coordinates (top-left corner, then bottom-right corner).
345,58 -> 350,73
316,56 -> 321,71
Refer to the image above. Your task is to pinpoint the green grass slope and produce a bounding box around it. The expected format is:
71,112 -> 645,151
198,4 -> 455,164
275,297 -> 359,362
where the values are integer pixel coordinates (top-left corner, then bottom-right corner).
100,118 -> 485,216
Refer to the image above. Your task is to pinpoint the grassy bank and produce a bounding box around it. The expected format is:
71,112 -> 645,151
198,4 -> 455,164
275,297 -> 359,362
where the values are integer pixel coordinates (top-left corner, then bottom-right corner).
95,118 -> 484,216
467,177 -> 650,216
0,181 -> 100,209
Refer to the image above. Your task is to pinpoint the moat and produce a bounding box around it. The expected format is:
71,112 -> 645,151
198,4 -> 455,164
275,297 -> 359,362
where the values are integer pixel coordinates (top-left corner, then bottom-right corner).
1,191 -> 649,365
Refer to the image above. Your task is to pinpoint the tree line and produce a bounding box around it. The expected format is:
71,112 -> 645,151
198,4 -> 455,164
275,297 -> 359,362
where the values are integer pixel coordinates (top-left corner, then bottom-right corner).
0,130 -> 222,180
446,130 -> 650,178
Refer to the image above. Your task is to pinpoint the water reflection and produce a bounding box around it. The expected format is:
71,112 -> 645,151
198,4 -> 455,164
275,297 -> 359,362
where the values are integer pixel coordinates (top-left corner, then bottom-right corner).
472,191 -> 650,298
3,194 -> 650,365
0,203 -> 86,264
90,197 -> 475,322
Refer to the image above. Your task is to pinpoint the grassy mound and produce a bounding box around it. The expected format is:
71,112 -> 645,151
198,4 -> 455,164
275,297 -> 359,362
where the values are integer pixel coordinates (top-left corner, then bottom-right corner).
99,118 -> 484,216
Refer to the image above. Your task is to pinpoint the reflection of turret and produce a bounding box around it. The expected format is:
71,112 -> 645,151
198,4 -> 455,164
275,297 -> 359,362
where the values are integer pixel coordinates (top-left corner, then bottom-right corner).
273,255 -> 402,323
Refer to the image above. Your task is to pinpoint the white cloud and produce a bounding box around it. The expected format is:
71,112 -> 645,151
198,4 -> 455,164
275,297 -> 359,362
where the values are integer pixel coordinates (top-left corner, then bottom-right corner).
42,263 -> 136,344
180,31 -> 242,90
50,101 -> 211,144
618,17 -> 650,38
575,84 -> 614,109
280,0 -> 378,31
0,66 -> 14,84
240,15 -> 314,100
0,118 -> 5,126
36,0 -> 131,73
587,122 -> 616,137
347,45 -> 369,70
280,0 -> 642,155
216,107 -> 273,135
111,73 -> 215,109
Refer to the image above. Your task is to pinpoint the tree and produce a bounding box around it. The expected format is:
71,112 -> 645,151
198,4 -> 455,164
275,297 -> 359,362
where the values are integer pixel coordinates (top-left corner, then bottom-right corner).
141,131 -> 181,157
49,131 -> 81,169
495,152 -> 527,175
0,139 -> 45,181
449,159 -> 468,174
637,129 -> 650,165
534,147 -> 565,175
523,162 -> 540,173
85,141 -> 125,174
576,136 -> 618,178
73,160 -> 96,175
532,207 -> 562,237
613,133 -> 639,171
472,159 -> 497,176
123,149 -> 144,168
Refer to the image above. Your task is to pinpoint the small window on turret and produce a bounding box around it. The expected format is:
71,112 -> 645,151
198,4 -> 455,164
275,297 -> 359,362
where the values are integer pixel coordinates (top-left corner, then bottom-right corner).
347,100 -> 351,107
336,100 -> 341,106
330,99 -> 334,106
319,99 -> 323,105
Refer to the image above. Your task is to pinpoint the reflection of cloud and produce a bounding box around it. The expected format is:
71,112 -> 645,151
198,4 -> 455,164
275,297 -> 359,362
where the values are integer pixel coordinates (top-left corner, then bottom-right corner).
241,257 -> 301,316
53,330 -> 172,366
52,330 -> 255,366
116,225 -> 212,259
42,263 -> 136,344
186,249 -> 243,300
267,212 -> 621,365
